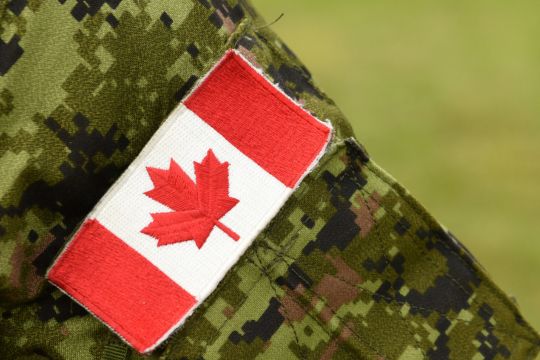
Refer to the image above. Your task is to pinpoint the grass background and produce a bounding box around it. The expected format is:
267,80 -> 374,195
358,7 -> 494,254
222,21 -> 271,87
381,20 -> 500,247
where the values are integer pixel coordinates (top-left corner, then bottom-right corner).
252,0 -> 540,332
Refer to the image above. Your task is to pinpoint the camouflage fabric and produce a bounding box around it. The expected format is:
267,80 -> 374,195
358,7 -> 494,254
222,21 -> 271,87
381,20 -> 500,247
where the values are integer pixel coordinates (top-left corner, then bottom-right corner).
0,1 -> 538,359
163,139 -> 540,359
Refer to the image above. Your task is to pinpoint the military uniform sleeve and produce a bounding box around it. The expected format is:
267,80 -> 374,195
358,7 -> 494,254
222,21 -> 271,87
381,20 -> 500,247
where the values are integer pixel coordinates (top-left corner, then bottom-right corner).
0,1 -> 538,359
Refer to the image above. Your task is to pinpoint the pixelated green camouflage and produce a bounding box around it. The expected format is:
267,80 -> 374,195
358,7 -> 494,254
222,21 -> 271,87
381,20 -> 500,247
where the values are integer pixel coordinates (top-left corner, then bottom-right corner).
162,139 -> 540,359
0,0 -> 538,359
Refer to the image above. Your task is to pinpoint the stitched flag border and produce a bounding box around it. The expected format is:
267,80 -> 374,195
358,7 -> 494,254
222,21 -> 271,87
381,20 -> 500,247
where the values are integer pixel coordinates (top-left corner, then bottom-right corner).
47,50 -> 332,353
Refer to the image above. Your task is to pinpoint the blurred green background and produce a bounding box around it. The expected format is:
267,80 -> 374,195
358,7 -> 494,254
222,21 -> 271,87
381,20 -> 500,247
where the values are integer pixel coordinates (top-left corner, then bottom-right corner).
253,0 -> 540,332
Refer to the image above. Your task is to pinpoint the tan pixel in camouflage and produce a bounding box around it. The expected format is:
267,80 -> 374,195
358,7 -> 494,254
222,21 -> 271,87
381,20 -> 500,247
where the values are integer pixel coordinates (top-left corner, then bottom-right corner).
0,0 -> 538,359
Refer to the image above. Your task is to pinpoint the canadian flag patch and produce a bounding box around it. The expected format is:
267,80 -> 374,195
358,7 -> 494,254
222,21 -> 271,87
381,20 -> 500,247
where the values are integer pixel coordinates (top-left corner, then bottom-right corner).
47,50 -> 332,353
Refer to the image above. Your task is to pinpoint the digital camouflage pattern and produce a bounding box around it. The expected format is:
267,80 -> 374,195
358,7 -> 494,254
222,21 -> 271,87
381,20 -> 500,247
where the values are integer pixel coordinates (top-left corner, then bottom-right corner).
163,139 -> 540,359
0,0 -> 538,359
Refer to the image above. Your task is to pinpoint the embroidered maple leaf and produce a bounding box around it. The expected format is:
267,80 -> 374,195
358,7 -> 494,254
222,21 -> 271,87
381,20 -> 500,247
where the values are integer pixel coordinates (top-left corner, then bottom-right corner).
141,149 -> 240,248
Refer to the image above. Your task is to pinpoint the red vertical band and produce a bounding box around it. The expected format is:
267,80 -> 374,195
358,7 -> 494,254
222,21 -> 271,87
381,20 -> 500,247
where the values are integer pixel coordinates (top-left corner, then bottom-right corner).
48,220 -> 196,353
184,51 -> 331,188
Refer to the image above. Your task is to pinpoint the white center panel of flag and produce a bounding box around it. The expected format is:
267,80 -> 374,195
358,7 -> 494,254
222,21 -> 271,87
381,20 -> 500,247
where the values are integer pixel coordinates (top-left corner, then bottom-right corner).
94,105 -> 290,300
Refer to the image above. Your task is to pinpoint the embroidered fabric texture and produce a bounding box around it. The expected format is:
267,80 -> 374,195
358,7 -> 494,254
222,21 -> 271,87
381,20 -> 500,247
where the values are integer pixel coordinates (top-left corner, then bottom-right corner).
47,50 -> 333,353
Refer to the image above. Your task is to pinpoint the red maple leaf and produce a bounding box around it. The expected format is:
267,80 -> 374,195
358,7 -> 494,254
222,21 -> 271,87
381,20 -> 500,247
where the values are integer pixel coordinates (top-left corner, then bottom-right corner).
141,149 -> 240,248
